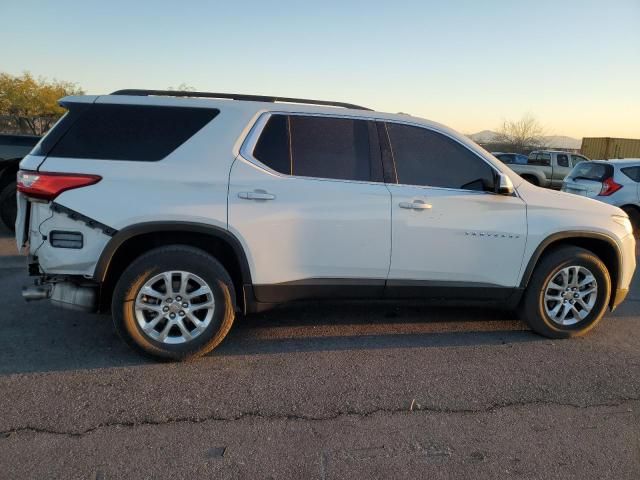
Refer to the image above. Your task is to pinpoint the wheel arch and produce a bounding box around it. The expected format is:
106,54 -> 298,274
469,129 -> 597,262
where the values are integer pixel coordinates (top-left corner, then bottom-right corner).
95,222 -> 252,313
520,232 -> 621,308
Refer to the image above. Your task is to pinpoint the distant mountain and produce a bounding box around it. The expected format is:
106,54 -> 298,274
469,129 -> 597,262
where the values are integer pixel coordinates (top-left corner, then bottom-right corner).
468,130 -> 499,143
468,131 -> 581,150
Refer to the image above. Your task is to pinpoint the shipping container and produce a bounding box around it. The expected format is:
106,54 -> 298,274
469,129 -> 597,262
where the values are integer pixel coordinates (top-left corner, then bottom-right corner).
581,137 -> 640,160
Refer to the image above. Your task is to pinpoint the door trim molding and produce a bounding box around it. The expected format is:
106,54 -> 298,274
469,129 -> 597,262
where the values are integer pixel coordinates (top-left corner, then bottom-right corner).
251,277 -> 522,305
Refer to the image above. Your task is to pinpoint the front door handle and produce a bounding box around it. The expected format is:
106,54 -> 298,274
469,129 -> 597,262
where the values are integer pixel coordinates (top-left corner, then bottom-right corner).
238,190 -> 276,201
399,200 -> 432,210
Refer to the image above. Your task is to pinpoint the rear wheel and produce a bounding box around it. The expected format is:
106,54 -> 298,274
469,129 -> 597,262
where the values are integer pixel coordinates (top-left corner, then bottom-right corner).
0,182 -> 16,232
520,246 -> 610,338
112,245 -> 236,361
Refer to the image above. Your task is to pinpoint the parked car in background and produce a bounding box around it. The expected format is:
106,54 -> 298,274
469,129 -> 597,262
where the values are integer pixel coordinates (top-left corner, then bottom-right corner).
492,152 -> 528,165
562,159 -> 640,232
0,134 -> 41,231
509,150 -> 590,189
15,89 -> 636,361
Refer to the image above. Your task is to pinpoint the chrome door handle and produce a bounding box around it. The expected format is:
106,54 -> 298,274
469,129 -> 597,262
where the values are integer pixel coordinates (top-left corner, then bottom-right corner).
399,200 -> 432,210
238,191 -> 276,201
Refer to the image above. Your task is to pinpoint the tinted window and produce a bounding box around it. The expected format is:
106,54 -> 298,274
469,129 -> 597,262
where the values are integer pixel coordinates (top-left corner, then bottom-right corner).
386,123 -> 495,191
529,152 -> 551,166
253,115 -> 291,174
48,104 -> 219,161
621,166 -> 640,182
557,154 -> 569,167
253,114 -> 375,182
289,116 -> 371,181
570,162 -> 613,181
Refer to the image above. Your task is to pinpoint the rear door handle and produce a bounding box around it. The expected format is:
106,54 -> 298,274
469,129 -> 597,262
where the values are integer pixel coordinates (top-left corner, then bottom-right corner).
399,200 -> 432,210
238,190 -> 276,201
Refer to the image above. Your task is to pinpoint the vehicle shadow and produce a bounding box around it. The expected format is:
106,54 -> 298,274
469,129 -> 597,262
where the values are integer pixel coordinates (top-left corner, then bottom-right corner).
216,300 -> 538,355
0,227 -> 543,376
1,268 -> 541,376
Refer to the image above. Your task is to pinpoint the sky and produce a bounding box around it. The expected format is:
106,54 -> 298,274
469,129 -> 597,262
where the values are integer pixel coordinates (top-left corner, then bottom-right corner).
1,0 -> 639,139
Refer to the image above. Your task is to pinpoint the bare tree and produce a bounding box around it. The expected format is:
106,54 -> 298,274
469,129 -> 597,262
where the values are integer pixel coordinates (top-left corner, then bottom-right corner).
494,114 -> 548,153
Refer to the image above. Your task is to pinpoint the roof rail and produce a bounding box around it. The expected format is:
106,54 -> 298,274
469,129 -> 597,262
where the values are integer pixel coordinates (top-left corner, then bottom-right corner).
110,89 -> 372,111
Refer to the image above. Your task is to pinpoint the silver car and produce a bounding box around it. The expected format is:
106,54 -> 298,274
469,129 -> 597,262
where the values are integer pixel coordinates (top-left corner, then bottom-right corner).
562,159 -> 640,230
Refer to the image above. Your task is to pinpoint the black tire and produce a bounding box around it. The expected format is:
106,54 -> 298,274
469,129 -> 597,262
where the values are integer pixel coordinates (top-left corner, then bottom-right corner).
621,206 -> 640,237
519,246 -> 611,339
112,245 -> 236,361
521,175 -> 539,186
0,182 -> 16,233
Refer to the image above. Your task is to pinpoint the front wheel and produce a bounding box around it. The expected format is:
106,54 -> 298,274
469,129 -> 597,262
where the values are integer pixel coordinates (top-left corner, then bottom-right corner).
519,246 -> 611,338
112,245 -> 236,361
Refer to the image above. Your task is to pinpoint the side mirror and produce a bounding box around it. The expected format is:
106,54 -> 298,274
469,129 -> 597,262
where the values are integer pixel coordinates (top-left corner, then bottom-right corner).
496,173 -> 514,195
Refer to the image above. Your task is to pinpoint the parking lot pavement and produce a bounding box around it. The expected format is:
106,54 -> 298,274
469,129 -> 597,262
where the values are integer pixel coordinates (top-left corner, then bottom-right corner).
1,226 -> 639,479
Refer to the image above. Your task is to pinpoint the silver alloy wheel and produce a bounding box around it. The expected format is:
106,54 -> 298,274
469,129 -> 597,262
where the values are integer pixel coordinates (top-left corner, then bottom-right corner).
134,271 -> 215,344
543,265 -> 598,326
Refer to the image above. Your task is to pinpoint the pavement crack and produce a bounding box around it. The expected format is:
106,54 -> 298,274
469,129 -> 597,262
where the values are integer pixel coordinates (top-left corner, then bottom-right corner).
2,397 -> 638,438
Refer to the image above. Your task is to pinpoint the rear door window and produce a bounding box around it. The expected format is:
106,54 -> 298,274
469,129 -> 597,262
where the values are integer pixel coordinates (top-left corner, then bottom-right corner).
46,103 -> 219,161
253,114 -> 380,182
557,154 -> 569,167
290,116 -> 372,181
385,123 -> 495,191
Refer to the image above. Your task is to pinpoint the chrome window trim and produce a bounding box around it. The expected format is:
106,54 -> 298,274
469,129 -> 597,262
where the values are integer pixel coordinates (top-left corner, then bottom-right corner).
239,110 -> 519,197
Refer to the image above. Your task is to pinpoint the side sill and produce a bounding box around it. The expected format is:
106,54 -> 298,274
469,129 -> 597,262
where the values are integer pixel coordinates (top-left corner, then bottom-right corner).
253,279 -> 386,304
385,280 -> 515,301
243,280 -> 524,314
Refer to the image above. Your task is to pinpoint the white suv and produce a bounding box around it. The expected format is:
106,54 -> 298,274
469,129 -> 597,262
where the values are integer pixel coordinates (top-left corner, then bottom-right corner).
15,90 -> 636,360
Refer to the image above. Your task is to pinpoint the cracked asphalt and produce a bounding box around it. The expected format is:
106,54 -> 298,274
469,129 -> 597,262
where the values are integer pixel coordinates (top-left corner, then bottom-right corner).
1,225 -> 639,479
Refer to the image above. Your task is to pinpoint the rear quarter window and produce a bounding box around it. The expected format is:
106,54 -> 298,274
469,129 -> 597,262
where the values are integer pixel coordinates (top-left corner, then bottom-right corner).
621,166 -> 640,182
45,103 -> 219,161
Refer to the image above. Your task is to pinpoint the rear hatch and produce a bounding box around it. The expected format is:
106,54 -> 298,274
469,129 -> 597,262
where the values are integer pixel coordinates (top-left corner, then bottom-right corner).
561,162 -> 613,198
